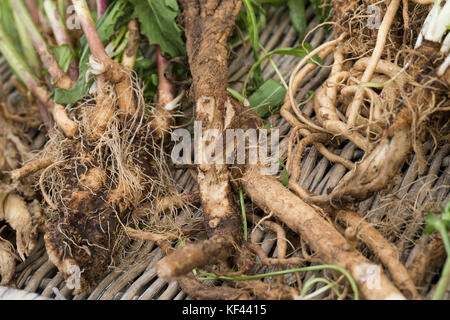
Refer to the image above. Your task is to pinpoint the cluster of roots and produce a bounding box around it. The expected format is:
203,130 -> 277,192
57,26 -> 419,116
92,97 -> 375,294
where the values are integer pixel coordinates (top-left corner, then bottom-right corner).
282,0 -> 448,207
1,0 -> 449,300
3,69 -> 195,292
155,0 -> 449,300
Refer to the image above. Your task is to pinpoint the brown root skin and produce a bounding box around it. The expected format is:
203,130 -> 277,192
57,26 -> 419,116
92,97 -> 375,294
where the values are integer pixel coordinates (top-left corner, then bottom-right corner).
88,98 -> 115,138
335,210 -> 419,299
49,103 -> 78,138
158,234 -> 237,279
158,0 -> 244,279
10,157 -> 54,181
150,46 -> 175,140
406,235 -> 446,287
318,107 -> 412,205
242,167 -> 405,300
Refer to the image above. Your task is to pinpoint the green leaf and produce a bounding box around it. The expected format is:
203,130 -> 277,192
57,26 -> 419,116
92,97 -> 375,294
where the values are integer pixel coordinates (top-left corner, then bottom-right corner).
287,0 -> 306,38
135,56 -> 153,69
129,0 -> 185,57
278,158 -> 289,187
54,0 -> 130,104
442,201 -> 450,223
249,79 -> 286,118
51,44 -> 75,73
243,44 -> 322,96
424,211 -> 442,234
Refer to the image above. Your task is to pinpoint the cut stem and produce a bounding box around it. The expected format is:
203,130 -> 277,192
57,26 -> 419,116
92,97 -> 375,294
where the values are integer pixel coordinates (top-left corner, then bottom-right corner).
121,20 -> 139,70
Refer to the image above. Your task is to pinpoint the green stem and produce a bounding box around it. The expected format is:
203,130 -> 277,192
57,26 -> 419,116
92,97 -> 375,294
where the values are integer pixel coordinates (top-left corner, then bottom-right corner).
260,44 -> 288,89
242,0 -> 260,60
439,226 -> 450,255
57,0 -> 67,21
12,10 -> 41,73
301,278 -> 342,300
197,264 -> 359,300
227,88 -> 249,106
242,0 -> 263,90
0,25 -> 38,85
432,227 -> 450,300
239,188 -> 248,241
433,255 -> 450,300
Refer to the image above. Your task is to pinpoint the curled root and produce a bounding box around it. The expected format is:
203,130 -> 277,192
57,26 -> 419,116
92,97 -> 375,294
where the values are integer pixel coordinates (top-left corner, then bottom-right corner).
245,242 -> 308,266
282,0 -> 448,207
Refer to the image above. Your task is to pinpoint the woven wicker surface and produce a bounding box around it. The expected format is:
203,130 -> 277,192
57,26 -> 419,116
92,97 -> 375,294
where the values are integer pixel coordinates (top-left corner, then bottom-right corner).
0,5 -> 448,300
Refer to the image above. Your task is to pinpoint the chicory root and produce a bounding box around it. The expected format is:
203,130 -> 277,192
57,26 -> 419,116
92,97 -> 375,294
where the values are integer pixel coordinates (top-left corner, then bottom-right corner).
335,210 -> 419,299
242,168 -> 405,300
37,0 -> 184,293
157,0 -> 244,280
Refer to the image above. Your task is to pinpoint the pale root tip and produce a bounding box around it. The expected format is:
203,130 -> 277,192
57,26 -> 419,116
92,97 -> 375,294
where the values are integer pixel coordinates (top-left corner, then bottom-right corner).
52,104 -> 78,138
156,259 -> 174,280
